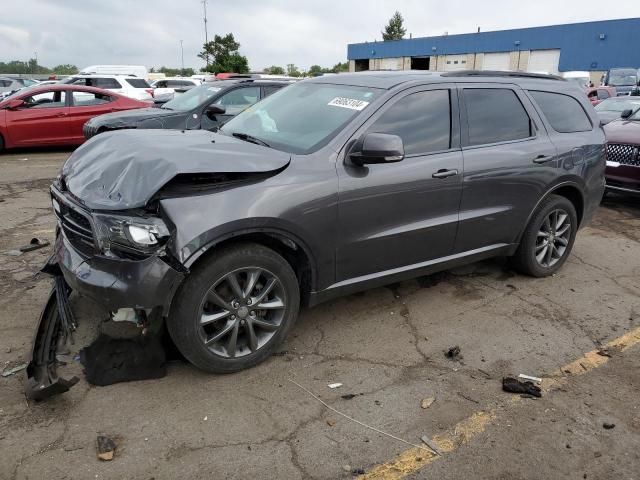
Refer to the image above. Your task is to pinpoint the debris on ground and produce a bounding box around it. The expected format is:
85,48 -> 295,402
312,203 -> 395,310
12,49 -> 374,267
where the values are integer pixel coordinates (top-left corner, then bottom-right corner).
81,333 -> 166,386
420,435 -> 442,456
603,422 -> 616,430
5,238 -> 51,256
444,345 -> 461,360
351,468 -> 365,475
342,465 -> 352,472
96,435 -> 117,461
341,394 -> 357,400
518,373 -> 542,384
326,419 -> 336,427
420,397 -> 435,409
502,377 -> 542,398
596,348 -> 612,358
327,382 -> 343,389
1,362 -> 28,377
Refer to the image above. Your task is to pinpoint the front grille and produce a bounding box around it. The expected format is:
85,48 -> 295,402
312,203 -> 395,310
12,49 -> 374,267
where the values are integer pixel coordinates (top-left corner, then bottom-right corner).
52,191 -> 96,256
606,144 -> 640,167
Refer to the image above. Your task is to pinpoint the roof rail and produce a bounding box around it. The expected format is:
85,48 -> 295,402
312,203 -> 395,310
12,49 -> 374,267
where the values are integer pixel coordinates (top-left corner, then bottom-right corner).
441,70 -> 565,81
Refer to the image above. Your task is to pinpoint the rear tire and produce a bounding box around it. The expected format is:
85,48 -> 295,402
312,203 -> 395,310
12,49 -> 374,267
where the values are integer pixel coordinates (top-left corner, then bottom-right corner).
512,194 -> 577,277
167,243 -> 300,373
0,133 -> 4,153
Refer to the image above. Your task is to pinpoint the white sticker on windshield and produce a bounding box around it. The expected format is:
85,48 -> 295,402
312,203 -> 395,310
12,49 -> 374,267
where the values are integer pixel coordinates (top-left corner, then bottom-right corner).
327,97 -> 370,111
208,87 -> 221,92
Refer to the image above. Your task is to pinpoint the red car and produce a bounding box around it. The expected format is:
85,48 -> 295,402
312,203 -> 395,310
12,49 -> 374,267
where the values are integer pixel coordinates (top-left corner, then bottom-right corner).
585,86 -> 616,106
0,84 -> 149,151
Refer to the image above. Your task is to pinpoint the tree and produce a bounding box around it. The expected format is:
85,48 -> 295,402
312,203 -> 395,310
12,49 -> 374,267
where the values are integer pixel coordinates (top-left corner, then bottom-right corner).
286,63 -> 301,77
264,65 -> 285,75
382,11 -> 406,41
52,64 -> 78,75
155,66 -> 196,77
308,65 -> 323,77
198,33 -> 249,74
330,62 -> 349,73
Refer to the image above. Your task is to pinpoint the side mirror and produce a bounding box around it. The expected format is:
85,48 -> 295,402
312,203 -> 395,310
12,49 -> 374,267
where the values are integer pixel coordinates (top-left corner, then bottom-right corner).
621,109 -> 633,119
349,133 -> 405,167
5,98 -> 24,110
205,105 -> 225,118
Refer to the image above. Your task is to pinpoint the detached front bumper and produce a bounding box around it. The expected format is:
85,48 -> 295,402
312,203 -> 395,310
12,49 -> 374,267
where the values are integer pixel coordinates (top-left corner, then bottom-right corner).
54,231 -> 185,315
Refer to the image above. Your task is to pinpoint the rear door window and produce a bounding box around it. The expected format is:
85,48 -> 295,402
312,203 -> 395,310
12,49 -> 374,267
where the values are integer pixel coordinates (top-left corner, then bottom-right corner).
126,78 -> 151,88
367,89 -> 452,155
529,90 -> 592,133
71,91 -> 113,106
95,77 -> 122,89
464,88 -> 532,146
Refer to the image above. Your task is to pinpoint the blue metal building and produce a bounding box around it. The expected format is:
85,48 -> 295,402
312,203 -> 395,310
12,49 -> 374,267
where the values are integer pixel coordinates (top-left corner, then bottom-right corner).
347,18 -> 640,75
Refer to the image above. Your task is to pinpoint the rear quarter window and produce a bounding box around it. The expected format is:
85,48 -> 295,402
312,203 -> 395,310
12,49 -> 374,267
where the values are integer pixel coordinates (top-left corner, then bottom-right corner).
529,90 -> 592,133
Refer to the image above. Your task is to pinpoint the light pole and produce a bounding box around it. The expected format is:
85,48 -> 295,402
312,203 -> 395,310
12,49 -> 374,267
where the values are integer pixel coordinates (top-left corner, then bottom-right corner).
180,40 -> 185,76
33,51 -> 38,75
202,0 -> 209,69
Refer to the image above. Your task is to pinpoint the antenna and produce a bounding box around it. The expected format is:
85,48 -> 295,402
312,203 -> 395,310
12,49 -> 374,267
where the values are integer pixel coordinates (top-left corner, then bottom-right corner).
202,0 -> 209,68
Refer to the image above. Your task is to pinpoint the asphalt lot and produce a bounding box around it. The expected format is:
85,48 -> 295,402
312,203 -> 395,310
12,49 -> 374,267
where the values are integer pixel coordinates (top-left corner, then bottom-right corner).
0,148 -> 639,480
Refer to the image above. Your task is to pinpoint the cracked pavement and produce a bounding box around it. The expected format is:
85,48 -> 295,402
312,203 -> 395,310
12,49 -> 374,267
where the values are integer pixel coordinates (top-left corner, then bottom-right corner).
0,149 -> 639,480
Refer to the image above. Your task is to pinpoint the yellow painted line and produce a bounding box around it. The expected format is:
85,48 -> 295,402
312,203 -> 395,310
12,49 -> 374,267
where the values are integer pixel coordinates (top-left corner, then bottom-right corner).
359,326 -> 640,480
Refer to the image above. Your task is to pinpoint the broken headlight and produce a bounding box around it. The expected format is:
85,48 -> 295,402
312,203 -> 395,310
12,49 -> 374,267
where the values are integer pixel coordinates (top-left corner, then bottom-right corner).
93,213 -> 170,256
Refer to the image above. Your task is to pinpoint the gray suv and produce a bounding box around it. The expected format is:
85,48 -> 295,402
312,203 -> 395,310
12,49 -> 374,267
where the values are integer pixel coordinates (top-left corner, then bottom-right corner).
43,71 -> 605,374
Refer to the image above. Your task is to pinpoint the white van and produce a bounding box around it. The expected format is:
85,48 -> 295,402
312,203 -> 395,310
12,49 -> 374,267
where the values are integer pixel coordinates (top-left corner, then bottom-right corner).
562,71 -> 591,88
79,65 -> 149,80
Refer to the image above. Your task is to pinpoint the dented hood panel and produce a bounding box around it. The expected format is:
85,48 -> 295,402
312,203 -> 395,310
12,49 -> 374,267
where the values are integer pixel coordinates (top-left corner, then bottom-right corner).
62,129 -> 291,210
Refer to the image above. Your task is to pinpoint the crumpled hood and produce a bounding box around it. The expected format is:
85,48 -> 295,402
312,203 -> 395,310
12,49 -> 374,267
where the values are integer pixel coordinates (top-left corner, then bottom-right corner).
62,129 -> 291,210
86,107 -> 180,128
604,120 -> 640,144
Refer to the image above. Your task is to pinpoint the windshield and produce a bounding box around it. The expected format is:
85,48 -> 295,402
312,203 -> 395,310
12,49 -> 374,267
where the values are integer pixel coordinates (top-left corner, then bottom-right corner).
608,70 -> 638,86
220,82 -> 382,154
595,98 -> 640,113
161,83 -> 223,111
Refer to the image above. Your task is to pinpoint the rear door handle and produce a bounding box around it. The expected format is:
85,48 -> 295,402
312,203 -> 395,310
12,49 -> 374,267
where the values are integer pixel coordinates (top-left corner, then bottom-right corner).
432,169 -> 459,179
533,154 -> 553,164
56,112 -> 67,117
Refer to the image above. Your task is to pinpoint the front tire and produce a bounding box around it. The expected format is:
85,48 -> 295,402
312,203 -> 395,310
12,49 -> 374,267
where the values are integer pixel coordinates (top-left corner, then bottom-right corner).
512,194 -> 578,277
167,243 -> 300,373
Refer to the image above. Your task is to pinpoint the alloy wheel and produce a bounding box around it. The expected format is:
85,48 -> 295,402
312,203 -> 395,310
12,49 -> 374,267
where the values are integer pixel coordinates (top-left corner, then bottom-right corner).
198,267 -> 286,358
535,209 -> 571,268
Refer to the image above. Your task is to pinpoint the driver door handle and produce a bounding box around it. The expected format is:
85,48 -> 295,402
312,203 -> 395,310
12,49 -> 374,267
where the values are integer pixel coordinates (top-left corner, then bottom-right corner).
432,168 -> 459,179
533,154 -> 553,164
56,112 -> 67,117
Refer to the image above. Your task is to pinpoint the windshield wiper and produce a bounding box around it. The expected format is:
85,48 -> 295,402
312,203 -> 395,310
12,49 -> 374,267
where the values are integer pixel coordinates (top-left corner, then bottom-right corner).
231,132 -> 271,148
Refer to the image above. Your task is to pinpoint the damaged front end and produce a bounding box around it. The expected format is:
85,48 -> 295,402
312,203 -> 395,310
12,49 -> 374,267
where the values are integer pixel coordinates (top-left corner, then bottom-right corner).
25,261 -> 79,400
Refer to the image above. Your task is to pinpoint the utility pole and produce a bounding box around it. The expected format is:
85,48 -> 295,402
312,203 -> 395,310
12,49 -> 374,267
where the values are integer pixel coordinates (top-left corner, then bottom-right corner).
202,0 -> 209,69
33,51 -> 38,75
180,40 -> 185,76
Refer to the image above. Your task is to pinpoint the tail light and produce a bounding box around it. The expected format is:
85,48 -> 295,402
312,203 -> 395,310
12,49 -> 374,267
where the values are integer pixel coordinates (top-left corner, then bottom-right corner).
145,89 -> 154,98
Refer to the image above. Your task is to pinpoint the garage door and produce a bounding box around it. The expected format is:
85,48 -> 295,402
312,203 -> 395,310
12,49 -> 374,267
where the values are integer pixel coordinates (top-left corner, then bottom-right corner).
527,49 -> 560,75
482,52 -> 510,71
444,55 -> 468,71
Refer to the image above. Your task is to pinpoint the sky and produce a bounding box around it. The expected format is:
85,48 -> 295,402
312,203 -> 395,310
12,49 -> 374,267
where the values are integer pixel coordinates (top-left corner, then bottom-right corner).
1,0 -> 638,72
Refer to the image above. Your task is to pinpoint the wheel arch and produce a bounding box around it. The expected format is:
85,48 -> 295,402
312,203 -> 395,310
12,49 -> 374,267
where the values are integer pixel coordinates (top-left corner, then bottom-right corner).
182,228 -> 317,307
516,181 -> 585,246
